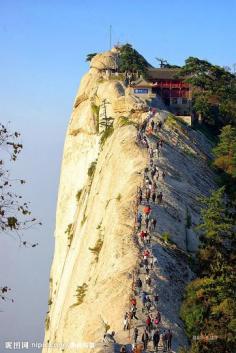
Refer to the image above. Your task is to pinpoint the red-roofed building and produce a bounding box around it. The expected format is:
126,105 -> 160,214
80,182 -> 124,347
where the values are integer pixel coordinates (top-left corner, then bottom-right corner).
132,68 -> 192,123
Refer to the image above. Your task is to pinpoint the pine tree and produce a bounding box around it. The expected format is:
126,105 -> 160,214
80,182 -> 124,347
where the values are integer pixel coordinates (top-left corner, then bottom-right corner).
85,53 -> 97,62
213,125 -> 236,178
178,57 -> 236,126
181,187 -> 236,353
119,44 -> 149,76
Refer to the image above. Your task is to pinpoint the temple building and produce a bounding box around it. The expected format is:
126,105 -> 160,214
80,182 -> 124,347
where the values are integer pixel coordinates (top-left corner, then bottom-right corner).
132,68 -> 192,124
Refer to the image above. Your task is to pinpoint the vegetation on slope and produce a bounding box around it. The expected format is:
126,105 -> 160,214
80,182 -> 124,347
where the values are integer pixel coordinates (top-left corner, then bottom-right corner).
213,125 -> 236,190
99,115 -> 114,147
91,103 -> 100,133
179,56 -> 236,351
65,223 -> 73,247
75,283 -> 88,305
88,160 -> 97,179
180,126 -> 236,352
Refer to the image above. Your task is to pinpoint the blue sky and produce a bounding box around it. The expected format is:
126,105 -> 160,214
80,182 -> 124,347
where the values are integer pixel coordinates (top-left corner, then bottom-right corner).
0,0 -> 235,351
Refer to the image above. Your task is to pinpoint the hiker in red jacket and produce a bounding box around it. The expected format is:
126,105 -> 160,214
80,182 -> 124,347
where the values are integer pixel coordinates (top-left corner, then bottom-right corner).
139,230 -> 145,243
143,249 -> 150,257
146,315 -> 152,333
131,297 -> 137,307
155,311 -> 161,325
143,205 -> 151,215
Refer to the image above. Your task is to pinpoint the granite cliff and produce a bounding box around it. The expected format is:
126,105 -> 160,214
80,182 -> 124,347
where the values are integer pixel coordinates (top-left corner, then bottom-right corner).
43,48 -> 215,353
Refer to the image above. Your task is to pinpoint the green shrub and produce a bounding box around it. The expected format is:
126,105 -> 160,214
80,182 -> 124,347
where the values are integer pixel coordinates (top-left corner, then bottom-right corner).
104,322 -> 110,333
100,316 -> 111,333
75,283 -> 88,305
116,193 -> 122,201
48,299 -> 53,306
89,239 -> 103,261
96,221 -> 102,230
162,231 -> 171,243
180,278 -> 214,337
119,116 -> 137,127
45,315 -> 50,330
81,214 -> 87,226
65,223 -> 73,247
76,189 -> 83,203
91,103 -> 100,133
88,160 -> 97,178
100,125 -> 114,146
166,114 -> 187,133
91,103 -> 100,117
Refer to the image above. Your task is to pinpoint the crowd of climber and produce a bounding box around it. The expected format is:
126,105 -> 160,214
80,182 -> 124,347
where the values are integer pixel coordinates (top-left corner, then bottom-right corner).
134,109 -> 173,352
104,108 -> 173,352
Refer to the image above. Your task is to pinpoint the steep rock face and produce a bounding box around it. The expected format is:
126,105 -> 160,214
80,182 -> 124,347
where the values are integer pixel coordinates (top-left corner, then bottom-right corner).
43,50 -> 215,353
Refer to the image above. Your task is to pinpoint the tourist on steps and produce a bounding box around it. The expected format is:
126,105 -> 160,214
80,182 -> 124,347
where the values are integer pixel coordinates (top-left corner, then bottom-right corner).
145,214 -> 150,229
145,299 -> 152,313
120,345 -> 127,353
123,312 -> 129,330
157,192 -> 163,204
155,311 -> 161,325
135,277 -> 142,295
146,233 -> 151,244
154,122 -> 158,135
103,331 -> 116,344
153,293 -> 159,309
151,192 -> 156,203
162,330 -> 168,352
145,274 -> 152,290
151,120 -> 155,131
145,189 -> 151,203
133,327 -> 139,344
149,254 -> 154,269
166,329 -> 173,351
130,305 -> 139,320
141,329 -> 149,351
153,329 -> 160,352
138,188 -> 143,204
145,315 -> 152,333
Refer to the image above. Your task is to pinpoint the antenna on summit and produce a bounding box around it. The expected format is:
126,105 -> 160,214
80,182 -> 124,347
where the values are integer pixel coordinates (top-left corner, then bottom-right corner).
109,25 -> 112,50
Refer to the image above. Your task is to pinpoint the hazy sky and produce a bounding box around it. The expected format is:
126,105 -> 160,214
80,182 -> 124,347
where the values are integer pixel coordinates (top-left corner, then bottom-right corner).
0,0 -> 235,351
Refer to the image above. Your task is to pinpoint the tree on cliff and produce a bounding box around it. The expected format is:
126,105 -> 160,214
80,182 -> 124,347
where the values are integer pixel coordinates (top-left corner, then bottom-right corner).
86,53 -> 97,62
0,123 -> 40,302
178,57 -> 236,127
118,44 -> 149,76
156,57 -> 180,68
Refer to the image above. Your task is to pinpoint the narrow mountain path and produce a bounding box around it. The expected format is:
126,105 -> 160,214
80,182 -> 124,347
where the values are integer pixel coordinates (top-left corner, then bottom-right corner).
103,112 -> 179,353
129,111 -> 173,353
